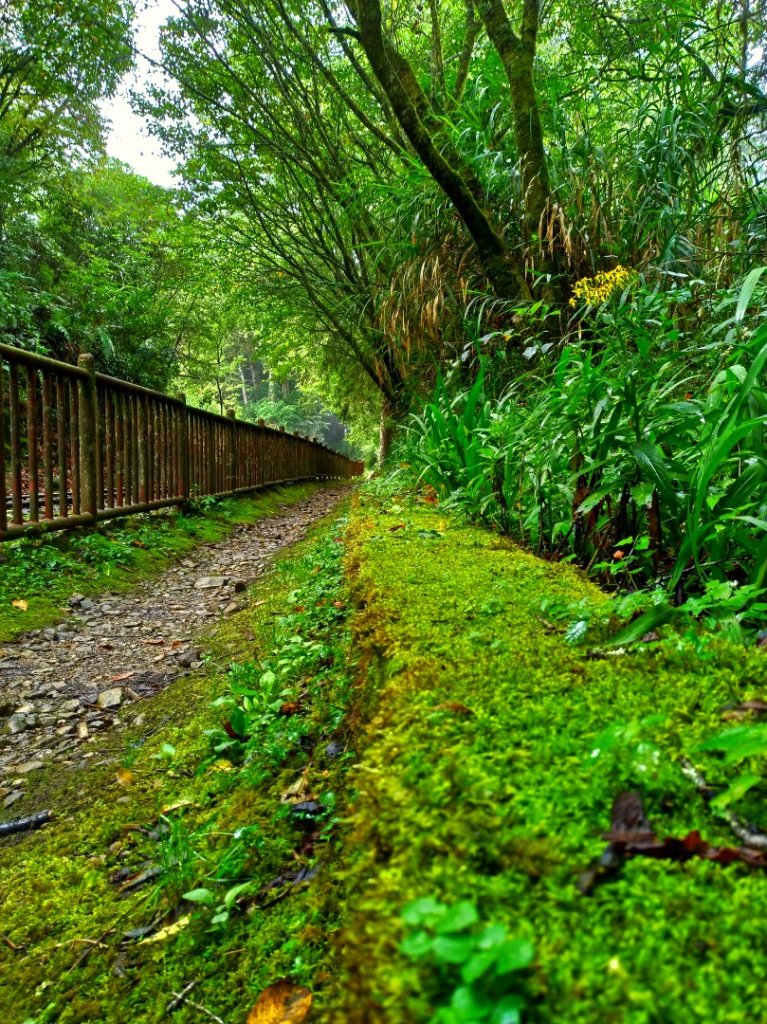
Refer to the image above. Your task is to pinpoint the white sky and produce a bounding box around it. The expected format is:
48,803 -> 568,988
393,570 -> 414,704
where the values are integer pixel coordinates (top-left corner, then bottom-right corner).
99,0 -> 179,187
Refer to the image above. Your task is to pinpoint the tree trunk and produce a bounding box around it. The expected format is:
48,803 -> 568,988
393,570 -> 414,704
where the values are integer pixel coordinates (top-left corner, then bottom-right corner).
476,0 -> 551,235
378,395 -> 400,465
348,0 -> 529,301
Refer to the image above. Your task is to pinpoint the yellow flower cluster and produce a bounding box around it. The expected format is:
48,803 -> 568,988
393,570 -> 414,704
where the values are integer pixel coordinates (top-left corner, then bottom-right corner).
569,265 -> 633,307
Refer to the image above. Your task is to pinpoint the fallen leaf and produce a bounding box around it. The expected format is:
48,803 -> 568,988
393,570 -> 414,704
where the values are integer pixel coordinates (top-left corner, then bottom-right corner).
280,701 -> 301,716
281,772 -> 312,803
141,638 -> 164,646
139,914 -> 190,944
161,799 -> 194,814
579,790 -> 767,894
11,599 -> 28,611
333,601 -> 345,609
247,981 -> 312,1024
722,698 -> 767,720
116,769 -> 135,786
111,671 -> 135,683
389,523 -> 406,532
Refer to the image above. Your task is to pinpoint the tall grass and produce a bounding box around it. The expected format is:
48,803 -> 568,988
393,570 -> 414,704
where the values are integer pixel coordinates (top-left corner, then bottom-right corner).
403,269 -> 767,609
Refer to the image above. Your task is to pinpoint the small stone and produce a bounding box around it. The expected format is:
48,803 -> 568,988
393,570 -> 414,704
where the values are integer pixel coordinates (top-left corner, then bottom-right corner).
3,791 -> 24,807
15,760 -> 44,773
7,713 -> 35,735
68,594 -> 85,608
61,699 -> 82,713
194,576 -> 228,590
223,602 -> 239,616
97,688 -> 123,709
176,650 -> 198,669
77,722 -> 90,740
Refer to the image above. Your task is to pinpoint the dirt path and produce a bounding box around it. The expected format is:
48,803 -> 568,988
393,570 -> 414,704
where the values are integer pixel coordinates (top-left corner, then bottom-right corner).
0,485 -> 348,803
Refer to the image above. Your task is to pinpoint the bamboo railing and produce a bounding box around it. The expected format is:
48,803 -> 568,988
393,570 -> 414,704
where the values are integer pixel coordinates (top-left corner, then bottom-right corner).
0,343 -> 362,542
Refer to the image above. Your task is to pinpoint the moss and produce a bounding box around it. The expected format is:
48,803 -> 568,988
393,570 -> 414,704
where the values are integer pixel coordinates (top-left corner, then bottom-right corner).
0,495 -> 357,1024
0,482 -> 336,642
328,492 -> 767,1024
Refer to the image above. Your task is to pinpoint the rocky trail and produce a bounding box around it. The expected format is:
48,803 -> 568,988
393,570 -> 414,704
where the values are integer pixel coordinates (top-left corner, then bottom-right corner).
0,485 -> 347,807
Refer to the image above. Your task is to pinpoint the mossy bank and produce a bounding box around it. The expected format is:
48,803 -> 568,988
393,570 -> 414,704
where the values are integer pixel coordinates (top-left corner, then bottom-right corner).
328,491 -> 767,1024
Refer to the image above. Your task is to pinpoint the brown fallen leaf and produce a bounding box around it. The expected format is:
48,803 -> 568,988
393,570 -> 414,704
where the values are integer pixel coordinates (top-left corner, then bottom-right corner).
722,698 -> 767,721
389,523 -> 406,532
141,638 -> 164,646
579,790 -> 767,894
116,769 -> 135,786
11,599 -> 28,611
247,981 -> 312,1024
281,772 -> 312,804
111,671 -> 135,683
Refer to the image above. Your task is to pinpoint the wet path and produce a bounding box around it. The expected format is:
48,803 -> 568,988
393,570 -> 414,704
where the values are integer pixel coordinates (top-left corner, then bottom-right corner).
0,485 -> 347,803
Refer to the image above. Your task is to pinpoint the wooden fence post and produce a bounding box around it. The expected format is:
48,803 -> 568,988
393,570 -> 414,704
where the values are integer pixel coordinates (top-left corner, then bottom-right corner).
226,407 -> 237,493
77,353 -> 98,519
175,393 -> 189,501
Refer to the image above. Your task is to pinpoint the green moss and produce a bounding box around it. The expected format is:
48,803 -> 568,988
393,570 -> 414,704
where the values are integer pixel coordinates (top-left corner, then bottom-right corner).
328,492 -> 767,1024
0,483 -> 333,642
0,496 -> 356,1024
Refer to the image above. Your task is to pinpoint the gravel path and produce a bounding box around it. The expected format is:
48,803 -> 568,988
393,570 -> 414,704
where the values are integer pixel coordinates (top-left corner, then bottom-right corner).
0,485 -> 348,804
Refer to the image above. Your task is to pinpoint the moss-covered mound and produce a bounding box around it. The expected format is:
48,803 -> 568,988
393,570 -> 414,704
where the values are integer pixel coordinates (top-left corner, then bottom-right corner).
331,492 -> 767,1024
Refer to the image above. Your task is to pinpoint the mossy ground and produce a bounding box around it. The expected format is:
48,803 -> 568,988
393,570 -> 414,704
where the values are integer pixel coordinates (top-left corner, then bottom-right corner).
5,486 -> 767,1024
329,491 -> 767,1024
0,489 -> 356,1024
0,483 -> 329,642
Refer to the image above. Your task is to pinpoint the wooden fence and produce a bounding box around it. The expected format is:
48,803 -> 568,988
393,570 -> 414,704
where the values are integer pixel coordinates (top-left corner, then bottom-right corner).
0,343 -> 362,542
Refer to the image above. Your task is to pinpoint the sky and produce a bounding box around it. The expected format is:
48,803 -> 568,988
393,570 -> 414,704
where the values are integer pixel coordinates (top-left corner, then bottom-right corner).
99,0 -> 179,187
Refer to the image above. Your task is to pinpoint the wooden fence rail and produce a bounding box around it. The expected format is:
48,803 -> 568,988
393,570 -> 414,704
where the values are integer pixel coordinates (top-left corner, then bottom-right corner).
0,343 -> 363,542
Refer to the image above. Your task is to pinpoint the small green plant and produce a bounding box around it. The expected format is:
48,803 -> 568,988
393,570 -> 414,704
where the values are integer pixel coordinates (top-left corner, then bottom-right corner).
400,898 -> 534,1024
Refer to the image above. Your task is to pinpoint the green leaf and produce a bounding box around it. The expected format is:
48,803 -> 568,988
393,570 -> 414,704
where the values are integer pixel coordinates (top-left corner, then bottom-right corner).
432,934 -> 477,965
182,888 -> 215,904
711,772 -> 762,809
401,930 -> 432,959
607,603 -> 678,647
490,997 -> 523,1024
402,896 -> 446,926
435,901 -> 480,934
735,266 -> 767,322
697,725 -> 767,764
461,949 -> 498,984
495,938 -> 535,974
449,985 -> 493,1018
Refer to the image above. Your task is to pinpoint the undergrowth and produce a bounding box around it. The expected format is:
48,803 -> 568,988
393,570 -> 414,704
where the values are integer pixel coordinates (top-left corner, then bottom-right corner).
400,268 -> 767,645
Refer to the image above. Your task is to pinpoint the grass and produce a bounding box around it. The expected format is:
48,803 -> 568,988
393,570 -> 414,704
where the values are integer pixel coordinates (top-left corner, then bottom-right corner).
0,496 -> 357,1024
0,482 -> 333,642
328,490 -> 767,1024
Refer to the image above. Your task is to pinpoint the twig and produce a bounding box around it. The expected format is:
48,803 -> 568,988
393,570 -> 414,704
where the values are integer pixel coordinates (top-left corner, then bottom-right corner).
0,810 -> 52,838
166,980 -> 198,1014
184,998 -> 227,1024
680,757 -> 767,852
1,933 -> 21,950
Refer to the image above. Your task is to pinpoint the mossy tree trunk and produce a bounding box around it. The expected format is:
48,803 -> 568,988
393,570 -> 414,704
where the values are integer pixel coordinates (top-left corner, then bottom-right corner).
475,0 -> 551,237
348,0 -> 530,302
